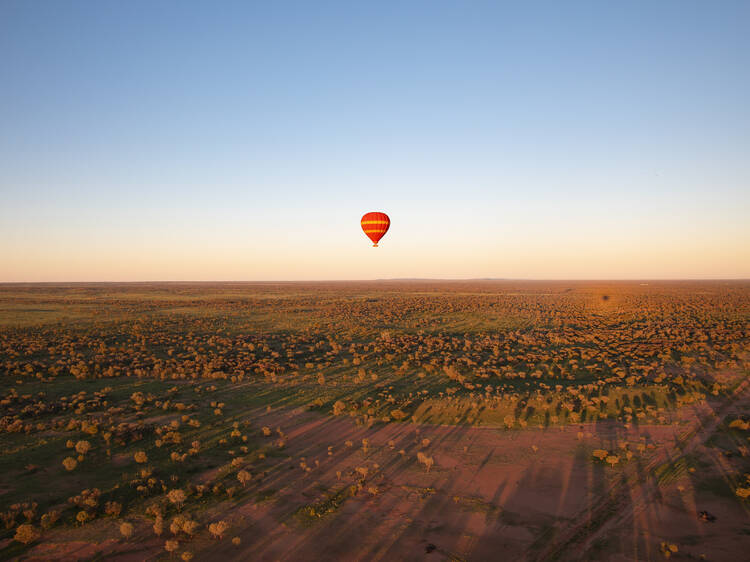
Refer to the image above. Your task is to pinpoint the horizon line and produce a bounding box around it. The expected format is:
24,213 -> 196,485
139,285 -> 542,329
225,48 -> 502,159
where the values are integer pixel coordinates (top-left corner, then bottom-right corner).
1,277 -> 749,285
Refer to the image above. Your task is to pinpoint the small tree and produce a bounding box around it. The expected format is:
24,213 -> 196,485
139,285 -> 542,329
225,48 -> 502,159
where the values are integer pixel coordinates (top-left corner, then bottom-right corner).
237,470 -> 251,487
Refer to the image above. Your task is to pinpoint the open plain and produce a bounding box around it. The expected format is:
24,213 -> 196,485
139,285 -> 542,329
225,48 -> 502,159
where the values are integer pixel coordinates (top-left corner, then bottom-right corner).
0,281 -> 748,561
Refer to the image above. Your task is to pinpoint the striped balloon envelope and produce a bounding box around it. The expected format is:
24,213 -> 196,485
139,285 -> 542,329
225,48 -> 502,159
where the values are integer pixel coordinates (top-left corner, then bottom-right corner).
360,212 -> 390,247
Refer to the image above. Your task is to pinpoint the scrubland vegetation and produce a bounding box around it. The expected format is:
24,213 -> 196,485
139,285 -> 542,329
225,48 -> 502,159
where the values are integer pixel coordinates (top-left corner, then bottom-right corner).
0,281 -> 748,560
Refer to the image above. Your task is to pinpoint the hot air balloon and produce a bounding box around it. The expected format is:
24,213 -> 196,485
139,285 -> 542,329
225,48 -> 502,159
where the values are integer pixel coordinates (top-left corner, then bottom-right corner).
361,212 -> 390,247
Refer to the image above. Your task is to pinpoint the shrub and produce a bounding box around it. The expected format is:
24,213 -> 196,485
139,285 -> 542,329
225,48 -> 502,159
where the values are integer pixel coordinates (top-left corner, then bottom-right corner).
153,515 -> 164,536
120,521 -> 134,538
183,519 -> 199,536
209,520 -> 229,539
40,510 -> 60,529
105,501 -> 122,517
592,449 -> 608,461
660,542 -> 678,557
14,524 -> 40,544
170,516 -> 186,535
167,489 -> 187,508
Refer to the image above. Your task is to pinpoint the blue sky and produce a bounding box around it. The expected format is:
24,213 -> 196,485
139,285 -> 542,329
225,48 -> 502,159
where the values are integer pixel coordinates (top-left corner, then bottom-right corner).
1,0 -> 748,280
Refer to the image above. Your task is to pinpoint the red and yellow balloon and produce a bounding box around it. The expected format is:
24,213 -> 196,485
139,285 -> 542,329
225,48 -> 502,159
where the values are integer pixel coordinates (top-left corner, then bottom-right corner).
361,212 -> 390,247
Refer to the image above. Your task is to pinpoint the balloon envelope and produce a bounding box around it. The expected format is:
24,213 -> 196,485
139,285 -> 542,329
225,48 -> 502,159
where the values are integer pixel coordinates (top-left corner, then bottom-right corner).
361,212 -> 390,247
